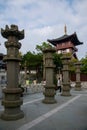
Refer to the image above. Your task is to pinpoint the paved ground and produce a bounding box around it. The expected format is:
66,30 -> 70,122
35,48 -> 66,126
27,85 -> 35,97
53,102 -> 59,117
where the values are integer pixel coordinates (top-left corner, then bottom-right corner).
0,88 -> 87,130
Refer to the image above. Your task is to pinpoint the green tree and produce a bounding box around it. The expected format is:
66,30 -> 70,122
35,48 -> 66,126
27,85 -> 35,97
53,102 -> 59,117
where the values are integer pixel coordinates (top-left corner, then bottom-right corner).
36,42 -> 52,53
80,55 -> 87,73
21,51 -> 42,70
21,51 -> 43,82
69,58 -> 78,73
53,53 -> 62,72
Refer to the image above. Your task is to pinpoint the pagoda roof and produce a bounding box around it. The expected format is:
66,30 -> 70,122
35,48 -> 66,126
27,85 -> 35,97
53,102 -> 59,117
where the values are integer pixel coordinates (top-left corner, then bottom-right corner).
47,32 -> 83,46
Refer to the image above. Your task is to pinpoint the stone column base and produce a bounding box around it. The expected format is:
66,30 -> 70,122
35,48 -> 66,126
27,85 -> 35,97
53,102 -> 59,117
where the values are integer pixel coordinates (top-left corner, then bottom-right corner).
61,83 -> 71,96
1,110 -> 24,121
75,87 -> 82,91
61,91 -> 71,96
42,97 -> 57,104
42,87 -> 57,104
1,88 -> 24,121
75,82 -> 81,91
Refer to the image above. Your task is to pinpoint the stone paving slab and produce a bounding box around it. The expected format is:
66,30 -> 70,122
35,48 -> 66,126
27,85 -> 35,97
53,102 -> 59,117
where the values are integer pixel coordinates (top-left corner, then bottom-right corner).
27,95 -> 87,130
0,89 -> 87,130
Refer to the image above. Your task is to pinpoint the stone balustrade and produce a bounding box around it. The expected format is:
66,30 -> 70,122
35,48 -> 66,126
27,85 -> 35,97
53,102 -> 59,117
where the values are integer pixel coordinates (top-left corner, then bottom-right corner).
22,83 -> 45,94
0,82 -> 87,99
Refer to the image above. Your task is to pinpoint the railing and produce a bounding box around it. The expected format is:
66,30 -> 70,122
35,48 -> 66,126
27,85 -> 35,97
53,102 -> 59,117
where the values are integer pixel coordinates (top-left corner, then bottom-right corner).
22,83 -> 45,94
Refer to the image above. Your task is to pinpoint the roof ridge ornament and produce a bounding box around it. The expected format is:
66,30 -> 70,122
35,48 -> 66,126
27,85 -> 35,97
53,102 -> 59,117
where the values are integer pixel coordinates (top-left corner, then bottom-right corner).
64,24 -> 67,35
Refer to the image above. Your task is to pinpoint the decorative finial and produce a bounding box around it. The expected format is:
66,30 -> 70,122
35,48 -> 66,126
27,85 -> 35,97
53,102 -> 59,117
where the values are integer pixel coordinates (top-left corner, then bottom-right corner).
11,25 -> 18,31
64,25 -> 67,35
5,25 -> 9,30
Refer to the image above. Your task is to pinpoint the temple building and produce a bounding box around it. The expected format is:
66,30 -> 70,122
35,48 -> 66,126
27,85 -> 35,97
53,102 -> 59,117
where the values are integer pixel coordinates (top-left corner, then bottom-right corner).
48,26 -> 83,59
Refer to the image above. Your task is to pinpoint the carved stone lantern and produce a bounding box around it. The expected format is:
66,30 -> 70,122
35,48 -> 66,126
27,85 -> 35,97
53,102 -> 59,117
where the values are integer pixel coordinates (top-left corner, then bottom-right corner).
42,47 -> 57,104
1,25 -> 24,120
75,61 -> 81,91
61,55 -> 71,96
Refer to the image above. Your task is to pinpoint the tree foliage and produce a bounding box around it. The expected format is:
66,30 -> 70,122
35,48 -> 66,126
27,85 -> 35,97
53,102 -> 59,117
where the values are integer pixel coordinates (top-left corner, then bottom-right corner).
80,56 -> 87,73
21,51 -> 43,70
53,53 -> 63,72
69,58 -> 78,73
36,42 -> 52,52
21,42 -> 64,82
22,41 -> 87,82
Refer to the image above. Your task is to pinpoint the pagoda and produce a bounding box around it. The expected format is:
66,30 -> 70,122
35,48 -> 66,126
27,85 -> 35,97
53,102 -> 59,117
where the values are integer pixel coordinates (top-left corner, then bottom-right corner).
48,26 -> 83,59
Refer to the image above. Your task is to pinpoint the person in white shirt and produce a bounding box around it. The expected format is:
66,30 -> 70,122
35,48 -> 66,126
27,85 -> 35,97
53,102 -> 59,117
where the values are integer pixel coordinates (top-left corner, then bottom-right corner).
57,77 -> 62,92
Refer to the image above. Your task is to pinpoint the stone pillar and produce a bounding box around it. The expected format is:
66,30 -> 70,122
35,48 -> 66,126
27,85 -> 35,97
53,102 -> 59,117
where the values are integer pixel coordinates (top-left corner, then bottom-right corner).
1,25 -> 24,120
75,61 -> 81,91
43,53 -> 46,80
42,47 -> 57,104
61,55 -> 71,96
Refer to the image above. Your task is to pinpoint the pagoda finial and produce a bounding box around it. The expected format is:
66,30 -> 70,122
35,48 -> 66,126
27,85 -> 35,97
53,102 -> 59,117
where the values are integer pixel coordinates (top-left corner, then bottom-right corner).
64,25 -> 67,35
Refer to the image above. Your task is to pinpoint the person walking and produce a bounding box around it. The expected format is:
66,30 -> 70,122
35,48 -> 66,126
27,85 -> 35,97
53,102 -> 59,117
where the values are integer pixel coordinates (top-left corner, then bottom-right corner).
57,77 -> 62,92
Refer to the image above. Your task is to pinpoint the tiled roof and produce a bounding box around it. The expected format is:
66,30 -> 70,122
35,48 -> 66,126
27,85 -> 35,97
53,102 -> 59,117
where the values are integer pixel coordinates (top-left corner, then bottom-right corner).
47,32 -> 83,46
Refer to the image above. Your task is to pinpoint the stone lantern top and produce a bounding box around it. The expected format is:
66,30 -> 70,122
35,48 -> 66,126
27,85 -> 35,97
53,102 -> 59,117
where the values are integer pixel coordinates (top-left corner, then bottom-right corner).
42,47 -> 56,53
61,55 -> 71,61
74,61 -> 82,66
61,55 -> 71,65
1,24 -> 24,40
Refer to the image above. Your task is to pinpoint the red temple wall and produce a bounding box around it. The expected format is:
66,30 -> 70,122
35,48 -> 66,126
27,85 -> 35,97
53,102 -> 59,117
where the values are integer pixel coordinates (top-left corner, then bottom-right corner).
70,73 -> 87,81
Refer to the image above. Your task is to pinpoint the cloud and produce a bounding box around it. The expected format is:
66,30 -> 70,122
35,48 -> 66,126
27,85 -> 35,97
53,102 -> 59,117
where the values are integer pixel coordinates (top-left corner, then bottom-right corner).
0,0 -> 87,59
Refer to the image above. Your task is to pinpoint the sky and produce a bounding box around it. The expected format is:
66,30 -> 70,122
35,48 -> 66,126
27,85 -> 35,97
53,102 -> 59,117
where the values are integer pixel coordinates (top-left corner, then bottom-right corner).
0,0 -> 87,60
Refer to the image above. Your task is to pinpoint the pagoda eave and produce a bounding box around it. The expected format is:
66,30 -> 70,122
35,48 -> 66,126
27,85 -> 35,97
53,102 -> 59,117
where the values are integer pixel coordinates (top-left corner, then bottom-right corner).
47,33 -> 83,46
